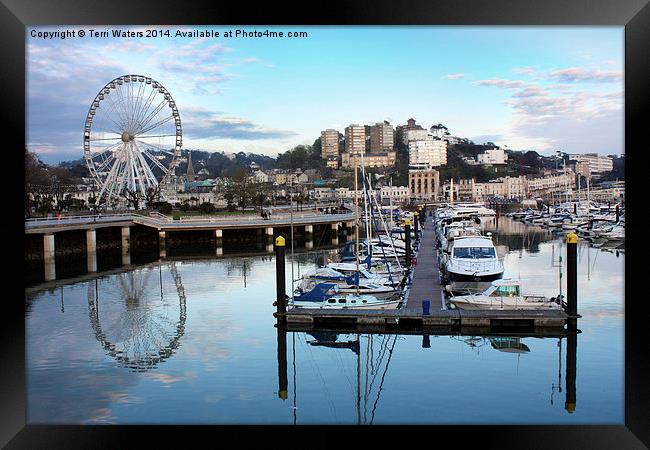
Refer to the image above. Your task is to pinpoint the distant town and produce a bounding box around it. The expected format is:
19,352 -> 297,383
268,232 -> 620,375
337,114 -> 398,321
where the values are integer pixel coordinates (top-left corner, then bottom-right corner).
25,117 -> 624,217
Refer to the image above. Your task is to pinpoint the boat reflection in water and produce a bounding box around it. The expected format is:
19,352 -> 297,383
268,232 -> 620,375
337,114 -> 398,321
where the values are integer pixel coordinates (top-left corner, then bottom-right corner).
307,332 -> 360,354
275,326 -> 580,423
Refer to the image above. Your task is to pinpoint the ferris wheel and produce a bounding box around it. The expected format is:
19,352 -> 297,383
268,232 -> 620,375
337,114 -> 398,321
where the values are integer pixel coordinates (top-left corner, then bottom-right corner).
83,74 -> 182,208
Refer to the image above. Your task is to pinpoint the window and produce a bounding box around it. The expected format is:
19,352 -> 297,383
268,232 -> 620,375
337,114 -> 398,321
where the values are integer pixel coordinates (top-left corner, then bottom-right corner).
490,285 -> 520,297
453,247 -> 496,259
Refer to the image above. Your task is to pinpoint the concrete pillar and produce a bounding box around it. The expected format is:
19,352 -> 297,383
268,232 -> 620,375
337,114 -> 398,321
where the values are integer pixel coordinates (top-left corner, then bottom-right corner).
86,229 -> 96,254
306,240 -> 313,249
305,224 -> 313,234
266,243 -> 274,253
215,229 -> 223,239
266,227 -> 274,236
121,226 -> 130,266
331,222 -> 339,232
216,246 -> 223,256
87,250 -> 97,273
43,234 -> 56,281
331,236 -> 339,246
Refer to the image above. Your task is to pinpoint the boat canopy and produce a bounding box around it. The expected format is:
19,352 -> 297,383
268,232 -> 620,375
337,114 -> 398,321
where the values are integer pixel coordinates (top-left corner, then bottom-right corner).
293,282 -> 339,302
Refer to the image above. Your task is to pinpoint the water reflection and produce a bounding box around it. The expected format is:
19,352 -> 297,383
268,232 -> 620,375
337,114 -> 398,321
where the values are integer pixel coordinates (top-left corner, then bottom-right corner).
483,216 -> 555,254
87,262 -> 186,372
25,216 -> 621,424
279,330 -> 580,422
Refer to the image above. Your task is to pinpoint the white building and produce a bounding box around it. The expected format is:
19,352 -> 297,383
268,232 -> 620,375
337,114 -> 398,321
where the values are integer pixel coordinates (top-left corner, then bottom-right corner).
403,128 -> 429,144
526,169 -> 576,199
408,137 -> 448,168
380,185 -> 410,204
477,148 -> 508,165
251,170 -> 270,183
568,153 -> 613,174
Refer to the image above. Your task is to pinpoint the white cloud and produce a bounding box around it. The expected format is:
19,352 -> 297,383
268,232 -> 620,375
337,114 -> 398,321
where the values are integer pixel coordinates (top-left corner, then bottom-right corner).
442,73 -> 469,80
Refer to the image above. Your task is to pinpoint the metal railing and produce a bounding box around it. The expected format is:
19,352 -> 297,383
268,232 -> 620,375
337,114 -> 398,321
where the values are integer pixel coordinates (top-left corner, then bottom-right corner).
25,211 -> 354,230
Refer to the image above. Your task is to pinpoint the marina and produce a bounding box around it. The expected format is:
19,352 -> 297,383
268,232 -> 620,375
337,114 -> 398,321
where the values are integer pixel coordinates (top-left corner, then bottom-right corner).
280,203 -> 576,335
23,219 -> 624,424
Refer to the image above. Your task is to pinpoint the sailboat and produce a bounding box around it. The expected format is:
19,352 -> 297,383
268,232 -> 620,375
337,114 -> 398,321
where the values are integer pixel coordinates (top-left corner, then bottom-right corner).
287,152 -> 402,310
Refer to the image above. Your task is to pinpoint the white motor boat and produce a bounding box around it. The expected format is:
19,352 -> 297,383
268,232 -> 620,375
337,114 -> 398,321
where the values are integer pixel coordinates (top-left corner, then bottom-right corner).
441,235 -> 504,282
447,279 -> 562,310
597,224 -> 624,241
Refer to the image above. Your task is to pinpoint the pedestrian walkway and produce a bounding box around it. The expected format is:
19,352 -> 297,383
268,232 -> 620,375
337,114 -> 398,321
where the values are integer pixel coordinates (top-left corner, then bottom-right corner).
405,221 -> 445,312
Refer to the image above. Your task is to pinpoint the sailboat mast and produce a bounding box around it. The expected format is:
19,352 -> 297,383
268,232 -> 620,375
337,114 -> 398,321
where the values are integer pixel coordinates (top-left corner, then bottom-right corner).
357,332 -> 361,425
389,177 -> 393,230
354,155 -> 360,295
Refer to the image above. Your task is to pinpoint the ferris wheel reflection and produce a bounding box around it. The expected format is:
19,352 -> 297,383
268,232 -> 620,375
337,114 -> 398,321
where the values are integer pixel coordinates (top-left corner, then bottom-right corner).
87,262 -> 187,372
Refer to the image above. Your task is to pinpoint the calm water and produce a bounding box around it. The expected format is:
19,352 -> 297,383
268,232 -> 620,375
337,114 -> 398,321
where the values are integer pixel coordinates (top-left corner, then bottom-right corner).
25,217 -> 625,424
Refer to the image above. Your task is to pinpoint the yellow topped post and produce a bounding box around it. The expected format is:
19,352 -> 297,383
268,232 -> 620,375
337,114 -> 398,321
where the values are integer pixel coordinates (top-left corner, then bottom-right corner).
566,232 -> 578,244
405,218 -> 411,226
275,235 -> 287,320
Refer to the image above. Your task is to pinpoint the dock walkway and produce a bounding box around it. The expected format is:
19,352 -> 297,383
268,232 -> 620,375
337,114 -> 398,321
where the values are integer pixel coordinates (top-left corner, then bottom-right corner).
404,220 -> 444,312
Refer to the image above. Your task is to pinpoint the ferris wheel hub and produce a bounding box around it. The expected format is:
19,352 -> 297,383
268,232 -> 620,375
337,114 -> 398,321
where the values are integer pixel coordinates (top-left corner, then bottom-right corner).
121,132 -> 134,142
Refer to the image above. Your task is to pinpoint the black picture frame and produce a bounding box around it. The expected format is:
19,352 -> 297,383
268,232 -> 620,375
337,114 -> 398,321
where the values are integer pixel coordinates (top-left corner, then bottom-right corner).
3,0 -> 647,447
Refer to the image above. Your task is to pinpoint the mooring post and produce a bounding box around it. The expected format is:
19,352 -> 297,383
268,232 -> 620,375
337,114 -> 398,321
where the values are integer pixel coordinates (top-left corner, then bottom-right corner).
276,322 -> 288,400
615,204 -> 620,222
422,334 -> 431,348
274,235 -> 287,323
422,299 -> 430,315
565,330 -> 577,413
405,219 -> 412,269
566,232 -> 578,322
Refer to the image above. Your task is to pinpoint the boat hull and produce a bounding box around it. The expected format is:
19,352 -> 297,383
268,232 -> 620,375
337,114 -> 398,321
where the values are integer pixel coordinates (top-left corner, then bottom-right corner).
446,271 -> 504,283
289,299 -> 402,310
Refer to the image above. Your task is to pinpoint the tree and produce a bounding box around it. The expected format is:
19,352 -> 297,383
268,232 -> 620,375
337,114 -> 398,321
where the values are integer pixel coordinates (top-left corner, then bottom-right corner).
144,186 -> 162,208
123,188 -> 142,209
198,201 -> 216,214
251,181 -> 272,212
223,167 -> 253,212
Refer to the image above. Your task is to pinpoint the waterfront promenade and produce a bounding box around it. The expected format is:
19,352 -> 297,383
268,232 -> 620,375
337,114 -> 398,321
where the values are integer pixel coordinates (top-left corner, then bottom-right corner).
24,210 -> 355,234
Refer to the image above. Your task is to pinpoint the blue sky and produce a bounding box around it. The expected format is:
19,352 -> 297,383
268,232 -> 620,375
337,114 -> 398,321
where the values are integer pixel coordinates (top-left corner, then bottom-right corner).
27,26 -> 624,164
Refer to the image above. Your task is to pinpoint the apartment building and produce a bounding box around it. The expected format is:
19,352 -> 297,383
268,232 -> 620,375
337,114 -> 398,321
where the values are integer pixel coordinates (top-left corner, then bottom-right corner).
345,124 -> 366,155
369,122 -> 395,152
320,129 -> 341,160
477,148 -> 508,165
568,153 -> 613,174
408,137 -> 448,168
409,168 -> 440,201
